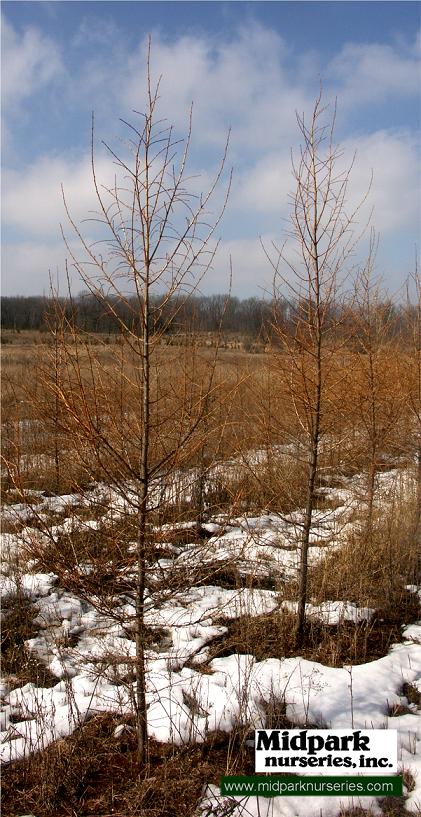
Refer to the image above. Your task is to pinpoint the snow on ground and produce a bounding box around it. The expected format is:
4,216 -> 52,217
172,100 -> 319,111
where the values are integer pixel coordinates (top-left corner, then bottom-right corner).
198,623 -> 421,815
281,600 -> 375,625
1,464 -> 420,816
169,505 -> 355,585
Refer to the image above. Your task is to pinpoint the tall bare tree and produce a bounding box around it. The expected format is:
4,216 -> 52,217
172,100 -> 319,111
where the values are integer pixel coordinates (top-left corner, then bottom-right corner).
351,238 -> 403,539
265,92 -> 370,646
402,261 -> 421,552
43,46 -> 231,767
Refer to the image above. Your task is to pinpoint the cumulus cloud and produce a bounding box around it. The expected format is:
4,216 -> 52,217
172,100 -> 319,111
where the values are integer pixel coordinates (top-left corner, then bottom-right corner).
122,25 -> 310,155
59,23 -> 420,157
232,126 -> 420,236
215,235 -> 276,298
2,145 -> 231,295
328,36 -> 421,106
2,238 -> 84,296
3,124 -> 419,296
341,130 -> 420,234
3,152 -> 117,238
1,15 -> 63,109
2,15 -> 419,296
233,150 -> 294,216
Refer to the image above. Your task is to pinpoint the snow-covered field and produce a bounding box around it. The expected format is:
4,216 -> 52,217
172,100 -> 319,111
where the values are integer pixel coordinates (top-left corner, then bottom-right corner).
1,465 -> 420,816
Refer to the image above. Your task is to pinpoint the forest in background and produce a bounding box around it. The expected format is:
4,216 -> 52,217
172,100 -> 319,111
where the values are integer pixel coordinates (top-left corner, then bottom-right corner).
1,292 -> 417,343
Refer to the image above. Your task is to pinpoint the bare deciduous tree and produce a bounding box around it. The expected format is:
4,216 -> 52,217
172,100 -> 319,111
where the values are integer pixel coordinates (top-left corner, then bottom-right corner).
265,92 -> 370,646
402,260 -> 421,551
41,46 -> 231,767
351,237 -> 403,540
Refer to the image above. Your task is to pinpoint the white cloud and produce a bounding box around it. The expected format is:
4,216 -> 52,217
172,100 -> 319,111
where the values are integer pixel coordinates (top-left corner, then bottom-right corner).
3,153 -> 113,238
3,15 -> 419,143
1,15 -> 63,110
233,151 -> 294,215
122,25 -> 310,154
341,130 -> 420,235
231,126 -> 420,238
328,38 -> 420,106
3,125 -> 418,296
212,236 -> 276,298
1,146 -> 231,294
2,239 -> 82,296
2,17 -> 419,296
84,25 -> 420,159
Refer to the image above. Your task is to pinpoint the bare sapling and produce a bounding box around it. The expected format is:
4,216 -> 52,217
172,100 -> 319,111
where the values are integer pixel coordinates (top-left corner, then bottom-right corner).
411,266 -> 421,553
264,91 -> 371,647
403,260 -> 421,557
351,235 -> 404,541
39,43 -> 231,767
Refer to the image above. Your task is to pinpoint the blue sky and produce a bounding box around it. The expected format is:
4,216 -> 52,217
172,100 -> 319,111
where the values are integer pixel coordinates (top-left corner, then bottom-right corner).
2,1 -> 420,297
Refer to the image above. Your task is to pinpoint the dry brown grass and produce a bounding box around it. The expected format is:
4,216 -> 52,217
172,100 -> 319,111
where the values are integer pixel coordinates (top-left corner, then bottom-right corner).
205,593 -> 419,669
1,714 -> 254,817
2,331 -> 417,501
308,497 -> 420,611
1,334 -> 259,496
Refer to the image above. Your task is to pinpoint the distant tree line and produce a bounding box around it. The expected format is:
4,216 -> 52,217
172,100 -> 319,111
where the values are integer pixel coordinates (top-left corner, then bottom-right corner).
1,292 -> 417,343
1,293 -> 277,336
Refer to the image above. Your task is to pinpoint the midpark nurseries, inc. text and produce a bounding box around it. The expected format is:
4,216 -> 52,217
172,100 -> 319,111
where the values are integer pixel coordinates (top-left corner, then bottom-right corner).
255,729 -> 397,773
